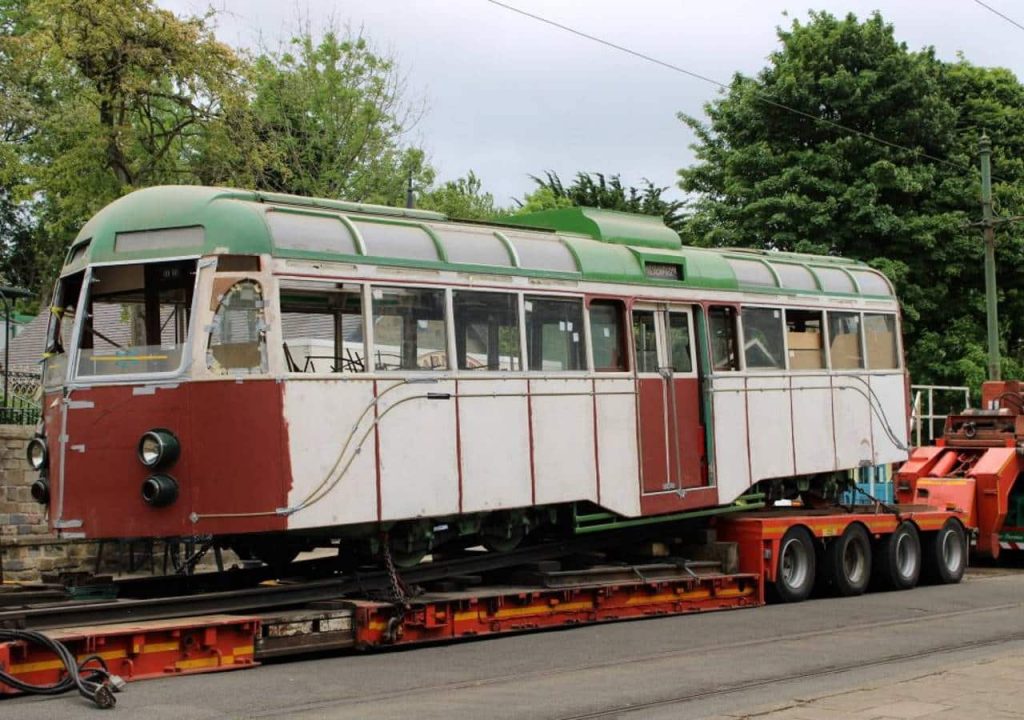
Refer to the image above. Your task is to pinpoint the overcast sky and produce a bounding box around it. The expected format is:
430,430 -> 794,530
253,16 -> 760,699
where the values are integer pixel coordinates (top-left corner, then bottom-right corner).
157,0 -> 1024,205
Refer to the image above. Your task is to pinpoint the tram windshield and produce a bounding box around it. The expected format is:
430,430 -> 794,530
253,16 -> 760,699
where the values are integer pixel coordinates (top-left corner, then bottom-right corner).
74,260 -> 196,378
42,271 -> 85,387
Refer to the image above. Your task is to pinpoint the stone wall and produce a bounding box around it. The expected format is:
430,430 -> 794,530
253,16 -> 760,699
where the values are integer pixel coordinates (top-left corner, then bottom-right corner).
0,424 -> 98,582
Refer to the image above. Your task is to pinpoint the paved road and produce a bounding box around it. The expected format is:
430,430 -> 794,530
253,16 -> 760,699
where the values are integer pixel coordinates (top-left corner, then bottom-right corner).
5,569 -> 1024,719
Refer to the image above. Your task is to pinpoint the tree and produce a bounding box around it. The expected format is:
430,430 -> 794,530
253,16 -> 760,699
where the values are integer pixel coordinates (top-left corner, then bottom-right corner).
677,11 -> 1024,388
516,171 -> 687,233
417,171 -> 500,220
237,27 -> 433,206
1,0 -> 247,291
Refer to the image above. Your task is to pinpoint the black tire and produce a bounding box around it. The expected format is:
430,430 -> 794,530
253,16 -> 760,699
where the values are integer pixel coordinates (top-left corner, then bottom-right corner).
772,526 -> 816,603
873,521 -> 921,591
922,519 -> 967,585
823,523 -> 872,596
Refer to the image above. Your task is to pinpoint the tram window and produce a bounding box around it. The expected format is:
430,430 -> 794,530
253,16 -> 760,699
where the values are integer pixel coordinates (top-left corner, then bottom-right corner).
773,263 -> 818,291
814,267 -> 856,294
432,225 -> 512,267
280,282 -> 365,373
741,307 -> 786,370
708,306 -> 739,371
207,280 -> 267,374
785,309 -> 825,370
864,313 -> 899,369
525,296 -> 585,371
828,311 -> 864,369
590,300 -> 627,372
668,312 -> 693,373
371,286 -> 448,370
77,260 -> 195,377
727,258 -> 777,288
851,270 -> 893,297
453,291 -> 521,371
267,210 -> 359,256
43,272 -> 84,387
505,232 -> 578,273
354,221 -> 439,261
632,310 -> 659,373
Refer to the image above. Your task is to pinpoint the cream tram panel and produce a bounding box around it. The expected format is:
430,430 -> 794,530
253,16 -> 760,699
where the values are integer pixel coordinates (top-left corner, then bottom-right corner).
790,374 -> 839,475
531,377 -> 598,506
283,379 -> 379,528
711,375 -> 751,504
457,378 -> 533,512
594,377 -> 641,517
868,373 -> 909,464
746,375 -> 796,481
831,375 -> 875,469
377,379 -> 460,520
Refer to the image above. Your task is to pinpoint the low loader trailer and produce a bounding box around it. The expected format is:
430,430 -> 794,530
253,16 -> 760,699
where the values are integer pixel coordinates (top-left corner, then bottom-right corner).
2,387 -> 1018,705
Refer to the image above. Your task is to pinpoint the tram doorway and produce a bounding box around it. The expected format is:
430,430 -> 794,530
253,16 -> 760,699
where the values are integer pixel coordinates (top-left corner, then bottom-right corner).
633,305 -> 706,496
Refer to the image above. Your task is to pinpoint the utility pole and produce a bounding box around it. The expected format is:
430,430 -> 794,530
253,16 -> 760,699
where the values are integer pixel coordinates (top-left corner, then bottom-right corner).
405,171 -> 415,209
979,133 -> 1000,381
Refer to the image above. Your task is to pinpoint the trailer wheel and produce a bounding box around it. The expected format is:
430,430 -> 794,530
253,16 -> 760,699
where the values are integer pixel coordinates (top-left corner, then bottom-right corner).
772,526 -> 816,603
873,521 -> 921,591
922,519 -> 967,585
823,523 -> 872,596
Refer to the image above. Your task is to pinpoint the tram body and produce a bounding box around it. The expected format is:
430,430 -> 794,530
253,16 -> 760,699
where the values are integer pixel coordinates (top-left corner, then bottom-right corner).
29,186 -> 909,551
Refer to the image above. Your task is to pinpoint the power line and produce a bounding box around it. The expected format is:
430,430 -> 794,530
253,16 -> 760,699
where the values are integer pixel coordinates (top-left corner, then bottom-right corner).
971,0 -> 1024,33
484,0 -> 982,179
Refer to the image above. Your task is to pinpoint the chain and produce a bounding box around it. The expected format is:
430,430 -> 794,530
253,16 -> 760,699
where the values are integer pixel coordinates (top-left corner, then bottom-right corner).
170,535 -> 213,575
379,532 -> 409,643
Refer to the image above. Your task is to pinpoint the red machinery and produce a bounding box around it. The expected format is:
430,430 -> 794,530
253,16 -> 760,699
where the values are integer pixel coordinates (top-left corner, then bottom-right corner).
895,380 -> 1024,559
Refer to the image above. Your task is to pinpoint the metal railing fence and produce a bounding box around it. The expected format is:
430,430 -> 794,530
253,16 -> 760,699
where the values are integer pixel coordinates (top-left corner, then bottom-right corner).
910,384 -> 970,447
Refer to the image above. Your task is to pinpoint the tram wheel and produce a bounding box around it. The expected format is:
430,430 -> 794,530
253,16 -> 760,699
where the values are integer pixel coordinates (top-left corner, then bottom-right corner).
772,526 -> 816,603
480,511 -> 527,553
872,521 -> 921,591
921,518 -> 967,585
823,523 -> 872,596
386,521 -> 433,569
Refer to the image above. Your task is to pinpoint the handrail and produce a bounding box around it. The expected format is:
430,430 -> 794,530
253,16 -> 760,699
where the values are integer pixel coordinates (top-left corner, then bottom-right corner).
909,384 -> 970,447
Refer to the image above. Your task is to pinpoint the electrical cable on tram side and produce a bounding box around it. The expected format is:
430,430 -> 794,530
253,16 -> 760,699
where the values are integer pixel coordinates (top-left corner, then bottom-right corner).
0,628 -> 124,709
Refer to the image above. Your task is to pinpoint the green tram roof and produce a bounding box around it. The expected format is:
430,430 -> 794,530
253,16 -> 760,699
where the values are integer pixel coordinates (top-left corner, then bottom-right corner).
64,186 -> 894,299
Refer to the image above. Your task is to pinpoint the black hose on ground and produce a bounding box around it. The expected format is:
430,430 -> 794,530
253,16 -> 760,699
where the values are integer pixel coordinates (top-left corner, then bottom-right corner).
0,628 -> 122,708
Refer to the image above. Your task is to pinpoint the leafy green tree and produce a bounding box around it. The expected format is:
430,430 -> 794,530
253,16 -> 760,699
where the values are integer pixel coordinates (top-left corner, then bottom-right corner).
678,11 -> 1024,388
237,27 -> 433,206
516,171 -> 686,232
417,171 -> 500,220
1,0 -> 247,291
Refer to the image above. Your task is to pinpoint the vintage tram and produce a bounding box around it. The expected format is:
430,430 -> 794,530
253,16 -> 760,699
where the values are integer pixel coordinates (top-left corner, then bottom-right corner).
26,185 -> 909,565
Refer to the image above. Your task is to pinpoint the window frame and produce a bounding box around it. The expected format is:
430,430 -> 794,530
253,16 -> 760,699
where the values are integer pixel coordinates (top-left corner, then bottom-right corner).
587,297 -> 630,373
523,293 -> 588,373
825,309 -> 866,371
71,256 -> 204,384
665,306 -> 697,376
739,305 -> 788,372
783,307 -> 828,373
452,288 -> 524,372
278,279 -> 368,375
862,311 -> 902,371
369,283 -> 452,372
706,304 -> 741,373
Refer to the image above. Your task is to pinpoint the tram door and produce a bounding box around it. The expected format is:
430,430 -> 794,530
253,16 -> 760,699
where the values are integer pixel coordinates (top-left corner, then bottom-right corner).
633,305 -> 705,495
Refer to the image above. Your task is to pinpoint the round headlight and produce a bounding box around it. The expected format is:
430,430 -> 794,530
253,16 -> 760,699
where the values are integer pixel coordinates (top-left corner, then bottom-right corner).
26,437 -> 48,470
141,474 -> 179,507
137,429 -> 180,468
30,477 -> 50,504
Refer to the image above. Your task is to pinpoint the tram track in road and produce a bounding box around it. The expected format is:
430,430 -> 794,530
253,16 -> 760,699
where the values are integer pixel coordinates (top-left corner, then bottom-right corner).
240,589 -> 1024,719
555,632 -> 1024,720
